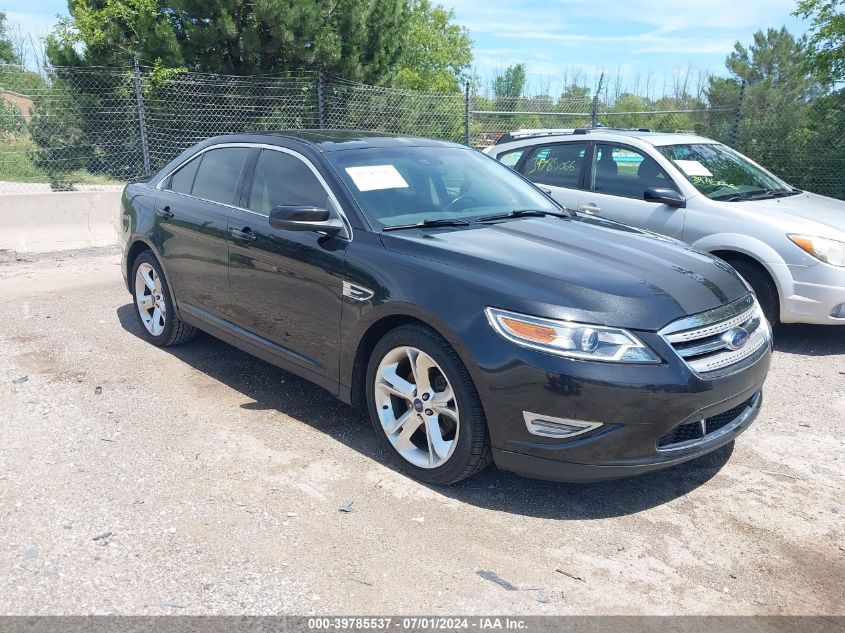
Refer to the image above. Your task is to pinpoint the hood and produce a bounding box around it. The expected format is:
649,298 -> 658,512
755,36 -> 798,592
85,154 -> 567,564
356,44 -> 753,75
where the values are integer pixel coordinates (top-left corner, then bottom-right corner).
380,215 -> 749,331
718,192 -> 845,236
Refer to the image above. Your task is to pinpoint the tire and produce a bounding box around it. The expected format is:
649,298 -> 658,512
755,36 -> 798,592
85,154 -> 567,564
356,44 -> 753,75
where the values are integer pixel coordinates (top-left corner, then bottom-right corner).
365,324 -> 492,485
130,251 -> 197,346
724,258 -> 780,327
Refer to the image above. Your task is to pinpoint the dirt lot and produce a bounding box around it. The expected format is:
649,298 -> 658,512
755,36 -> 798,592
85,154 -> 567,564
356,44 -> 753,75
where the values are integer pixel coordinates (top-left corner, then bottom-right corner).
0,246 -> 843,615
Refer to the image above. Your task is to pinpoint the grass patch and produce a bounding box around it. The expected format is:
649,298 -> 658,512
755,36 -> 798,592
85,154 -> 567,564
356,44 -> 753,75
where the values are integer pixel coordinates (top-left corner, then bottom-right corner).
0,134 -> 48,182
0,134 -> 123,188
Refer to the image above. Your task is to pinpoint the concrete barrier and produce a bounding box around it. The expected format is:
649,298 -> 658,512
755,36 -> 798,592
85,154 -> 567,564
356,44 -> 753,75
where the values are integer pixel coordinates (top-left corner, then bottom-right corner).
0,190 -> 122,253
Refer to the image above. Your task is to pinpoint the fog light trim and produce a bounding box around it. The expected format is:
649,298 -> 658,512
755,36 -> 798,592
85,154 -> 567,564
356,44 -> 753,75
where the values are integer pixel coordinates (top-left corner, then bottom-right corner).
831,303 -> 845,319
523,412 -> 604,439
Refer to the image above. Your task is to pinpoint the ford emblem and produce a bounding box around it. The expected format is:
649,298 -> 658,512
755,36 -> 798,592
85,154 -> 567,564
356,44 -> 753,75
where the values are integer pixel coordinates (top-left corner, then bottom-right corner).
722,327 -> 750,351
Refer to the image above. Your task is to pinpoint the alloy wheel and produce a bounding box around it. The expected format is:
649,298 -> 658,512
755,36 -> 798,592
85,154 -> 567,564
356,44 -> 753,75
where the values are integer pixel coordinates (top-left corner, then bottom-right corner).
374,346 -> 459,469
134,262 -> 166,336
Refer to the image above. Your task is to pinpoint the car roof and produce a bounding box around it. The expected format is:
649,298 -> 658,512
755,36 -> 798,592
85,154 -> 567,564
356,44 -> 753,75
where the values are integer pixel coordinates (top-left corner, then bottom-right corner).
495,128 -> 715,147
204,129 -> 465,152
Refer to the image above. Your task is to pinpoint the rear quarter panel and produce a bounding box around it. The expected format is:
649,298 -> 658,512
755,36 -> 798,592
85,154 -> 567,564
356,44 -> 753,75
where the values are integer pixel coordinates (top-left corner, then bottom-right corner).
119,182 -> 160,289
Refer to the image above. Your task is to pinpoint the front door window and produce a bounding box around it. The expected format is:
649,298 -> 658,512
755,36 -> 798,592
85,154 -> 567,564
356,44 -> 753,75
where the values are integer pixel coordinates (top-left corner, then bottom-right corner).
591,144 -> 676,199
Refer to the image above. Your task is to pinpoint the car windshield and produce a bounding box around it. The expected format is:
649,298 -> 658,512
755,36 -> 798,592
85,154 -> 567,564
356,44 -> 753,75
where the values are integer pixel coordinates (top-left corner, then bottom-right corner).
658,143 -> 794,200
326,146 -> 559,229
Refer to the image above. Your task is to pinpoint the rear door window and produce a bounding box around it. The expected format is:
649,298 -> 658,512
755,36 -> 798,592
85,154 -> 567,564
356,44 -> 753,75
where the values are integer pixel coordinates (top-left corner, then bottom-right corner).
191,147 -> 251,206
521,142 -> 587,188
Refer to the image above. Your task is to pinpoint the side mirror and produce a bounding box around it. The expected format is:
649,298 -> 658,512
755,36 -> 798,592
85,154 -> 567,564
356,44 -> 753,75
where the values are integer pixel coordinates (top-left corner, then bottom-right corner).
269,205 -> 345,236
644,187 -> 685,208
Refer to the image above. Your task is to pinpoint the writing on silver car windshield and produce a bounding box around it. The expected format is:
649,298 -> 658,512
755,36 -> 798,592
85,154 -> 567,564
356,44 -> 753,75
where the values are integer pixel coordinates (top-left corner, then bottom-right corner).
659,143 -> 798,201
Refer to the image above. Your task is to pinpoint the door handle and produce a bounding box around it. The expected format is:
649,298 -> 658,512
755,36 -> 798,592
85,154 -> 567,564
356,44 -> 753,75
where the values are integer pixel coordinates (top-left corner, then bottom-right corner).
230,227 -> 257,242
156,205 -> 174,219
579,203 -> 601,214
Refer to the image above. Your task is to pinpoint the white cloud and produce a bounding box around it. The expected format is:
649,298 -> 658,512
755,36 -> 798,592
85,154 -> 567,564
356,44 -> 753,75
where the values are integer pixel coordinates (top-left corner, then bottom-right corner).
443,0 -> 808,85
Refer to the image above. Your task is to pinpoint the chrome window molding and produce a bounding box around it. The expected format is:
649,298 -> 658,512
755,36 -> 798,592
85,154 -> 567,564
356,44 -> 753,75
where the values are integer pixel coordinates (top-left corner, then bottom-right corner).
154,142 -> 354,241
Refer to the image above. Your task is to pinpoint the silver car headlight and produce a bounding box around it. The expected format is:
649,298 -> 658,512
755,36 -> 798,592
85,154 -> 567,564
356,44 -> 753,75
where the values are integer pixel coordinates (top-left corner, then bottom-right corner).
485,307 -> 660,363
788,234 -> 845,267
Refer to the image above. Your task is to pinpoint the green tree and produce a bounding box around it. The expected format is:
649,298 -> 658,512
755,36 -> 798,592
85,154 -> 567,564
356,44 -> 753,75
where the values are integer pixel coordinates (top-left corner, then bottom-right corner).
607,93 -> 648,128
702,76 -> 741,143
712,27 -> 822,192
46,0 -> 184,69
795,0 -> 845,85
557,83 -> 590,107
393,0 -> 472,93
492,63 -> 526,100
48,0 -> 411,84
0,12 -> 17,64
726,26 -> 816,89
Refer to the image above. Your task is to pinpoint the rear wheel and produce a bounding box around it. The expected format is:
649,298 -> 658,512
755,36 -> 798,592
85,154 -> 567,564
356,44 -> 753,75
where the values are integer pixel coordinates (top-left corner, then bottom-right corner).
724,257 -> 780,326
131,251 -> 196,346
366,324 -> 491,485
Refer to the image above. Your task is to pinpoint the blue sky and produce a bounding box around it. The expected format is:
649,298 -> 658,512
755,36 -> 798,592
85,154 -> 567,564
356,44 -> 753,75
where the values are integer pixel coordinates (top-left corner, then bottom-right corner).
3,0 -> 810,93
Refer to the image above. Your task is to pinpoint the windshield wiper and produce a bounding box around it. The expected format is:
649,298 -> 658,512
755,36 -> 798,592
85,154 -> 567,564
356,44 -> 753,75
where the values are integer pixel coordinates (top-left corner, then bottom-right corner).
711,193 -> 749,202
763,188 -> 801,198
475,209 -> 571,223
382,218 -> 471,231
712,187 -> 800,202
747,190 -> 779,200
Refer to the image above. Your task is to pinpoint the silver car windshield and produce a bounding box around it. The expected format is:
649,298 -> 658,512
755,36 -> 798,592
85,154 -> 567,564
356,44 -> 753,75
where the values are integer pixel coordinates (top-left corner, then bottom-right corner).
658,143 -> 794,201
327,146 -> 559,229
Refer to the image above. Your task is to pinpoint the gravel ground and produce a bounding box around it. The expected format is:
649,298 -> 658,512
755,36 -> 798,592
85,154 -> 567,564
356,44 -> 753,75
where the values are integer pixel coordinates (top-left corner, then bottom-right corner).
0,246 -> 843,615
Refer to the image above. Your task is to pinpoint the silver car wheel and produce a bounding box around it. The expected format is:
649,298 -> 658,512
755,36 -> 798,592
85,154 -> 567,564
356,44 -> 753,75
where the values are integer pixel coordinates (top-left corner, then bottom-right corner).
134,262 -> 166,336
374,346 -> 459,469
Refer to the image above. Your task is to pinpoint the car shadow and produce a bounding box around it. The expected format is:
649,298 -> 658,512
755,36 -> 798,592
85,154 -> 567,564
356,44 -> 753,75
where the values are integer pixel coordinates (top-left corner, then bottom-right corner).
773,323 -> 845,356
118,303 -> 733,520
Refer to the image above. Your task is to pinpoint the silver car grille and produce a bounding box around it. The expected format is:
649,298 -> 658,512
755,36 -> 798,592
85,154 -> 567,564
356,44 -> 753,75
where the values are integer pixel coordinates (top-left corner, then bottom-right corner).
660,293 -> 770,377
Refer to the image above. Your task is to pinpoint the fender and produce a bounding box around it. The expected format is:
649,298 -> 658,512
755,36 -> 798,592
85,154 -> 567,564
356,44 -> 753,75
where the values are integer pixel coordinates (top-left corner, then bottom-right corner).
691,232 -> 794,308
339,299 -> 492,408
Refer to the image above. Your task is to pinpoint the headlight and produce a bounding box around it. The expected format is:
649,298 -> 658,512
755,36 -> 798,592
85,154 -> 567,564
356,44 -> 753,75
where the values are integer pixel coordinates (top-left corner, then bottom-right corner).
485,307 -> 660,363
788,234 -> 845,267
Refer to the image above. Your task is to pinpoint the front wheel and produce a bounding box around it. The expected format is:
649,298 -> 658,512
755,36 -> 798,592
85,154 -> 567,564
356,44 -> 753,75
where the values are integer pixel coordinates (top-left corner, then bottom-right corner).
366,324 -> 492,485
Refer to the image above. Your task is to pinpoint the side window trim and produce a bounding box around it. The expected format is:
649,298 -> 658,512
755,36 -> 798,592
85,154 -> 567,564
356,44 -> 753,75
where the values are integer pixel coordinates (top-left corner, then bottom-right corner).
589,141 -> 680,199
579,142 -> 596,191
155,142 -> 353,240
164,153 -> 203,194
238,148 -> 261,209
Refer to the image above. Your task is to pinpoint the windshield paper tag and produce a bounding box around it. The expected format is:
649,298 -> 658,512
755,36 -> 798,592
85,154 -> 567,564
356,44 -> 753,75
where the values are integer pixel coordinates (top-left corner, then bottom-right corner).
674,160 -> 713,178
345,165 -> 409,192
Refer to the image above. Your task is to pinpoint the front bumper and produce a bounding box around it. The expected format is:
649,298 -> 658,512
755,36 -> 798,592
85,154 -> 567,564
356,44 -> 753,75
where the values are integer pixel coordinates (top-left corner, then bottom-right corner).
465,328 -> 771,483
780,261 -> 845,324
493,391 -> 762,482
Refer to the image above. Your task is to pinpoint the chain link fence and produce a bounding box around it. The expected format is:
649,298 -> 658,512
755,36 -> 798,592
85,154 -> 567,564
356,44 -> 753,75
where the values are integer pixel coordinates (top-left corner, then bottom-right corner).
1,63 -> 842,199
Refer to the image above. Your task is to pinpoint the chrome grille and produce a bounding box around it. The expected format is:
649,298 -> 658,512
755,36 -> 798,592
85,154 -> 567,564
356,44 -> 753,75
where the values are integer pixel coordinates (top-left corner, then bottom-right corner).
660,294 -> 770,377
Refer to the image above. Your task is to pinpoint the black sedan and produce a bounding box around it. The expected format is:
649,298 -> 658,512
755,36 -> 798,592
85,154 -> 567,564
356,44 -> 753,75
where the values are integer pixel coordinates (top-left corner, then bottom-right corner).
118,130 -> 772,484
